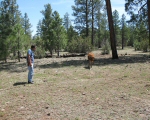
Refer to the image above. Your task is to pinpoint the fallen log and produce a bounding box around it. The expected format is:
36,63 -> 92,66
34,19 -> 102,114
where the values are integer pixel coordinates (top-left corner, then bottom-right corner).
60,53 -> 86,58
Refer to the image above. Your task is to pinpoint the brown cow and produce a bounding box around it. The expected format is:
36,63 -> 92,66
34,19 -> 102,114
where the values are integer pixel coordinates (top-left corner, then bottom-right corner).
88,52 -> 94,69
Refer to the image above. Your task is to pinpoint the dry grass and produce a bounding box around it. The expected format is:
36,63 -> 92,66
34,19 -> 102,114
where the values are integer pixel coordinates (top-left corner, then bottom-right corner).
0,47 -> 150,120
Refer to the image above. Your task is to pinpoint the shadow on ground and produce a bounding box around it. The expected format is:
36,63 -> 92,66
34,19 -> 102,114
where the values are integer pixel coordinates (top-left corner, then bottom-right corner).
0,54 -> 150,72
13,82 -> 28,86
84,66 -> 90,69
38,55 -> 150,69
0,61 -> 27,73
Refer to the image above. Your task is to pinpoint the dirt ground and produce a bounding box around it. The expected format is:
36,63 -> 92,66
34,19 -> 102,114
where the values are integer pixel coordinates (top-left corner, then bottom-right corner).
0,47 -> 150,120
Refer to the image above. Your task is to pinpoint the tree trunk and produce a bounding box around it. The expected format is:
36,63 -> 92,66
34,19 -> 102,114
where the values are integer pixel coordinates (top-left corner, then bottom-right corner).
114,23 -> 118,46
105,0 -> 118,59
50,48 -> 53,57
86,0 -> 89,37
3,43 -> 7,63
18,30 -> 20,62
97,9 -> 101,48
4,52 -> 7,63
91,0 -> 94,45
122,27 -> 124,49
57,49 -> 59,57
57,40 -> 60,57
147,0 -> 150,55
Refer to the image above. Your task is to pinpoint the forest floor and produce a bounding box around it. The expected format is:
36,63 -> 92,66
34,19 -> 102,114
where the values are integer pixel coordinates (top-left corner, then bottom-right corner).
0,47 -> 150,120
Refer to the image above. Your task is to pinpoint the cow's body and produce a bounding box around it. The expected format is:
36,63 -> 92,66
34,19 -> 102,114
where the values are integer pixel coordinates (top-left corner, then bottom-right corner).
88,52 -> 94,69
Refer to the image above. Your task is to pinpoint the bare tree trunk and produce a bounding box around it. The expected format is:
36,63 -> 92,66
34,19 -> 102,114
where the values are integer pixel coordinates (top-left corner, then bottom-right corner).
57,46 -> 59,57
122,27 -> 124,49
147,0 -> 150,55
57,36 -> 60,57
4,53 -> 7,63
18,30 -> 20,62
105,0 -> 118,59
97,9 -> 101,48
50,48 -> 53,57
86,0 -> 89,37
91,0 -> 94,46
4,45 -> 7,63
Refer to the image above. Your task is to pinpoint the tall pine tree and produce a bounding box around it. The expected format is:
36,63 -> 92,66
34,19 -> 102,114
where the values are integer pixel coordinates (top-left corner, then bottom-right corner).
63,12 -> 71,32
72,0 -> 90,37
120,14 -> 126,49
112,10 -> 120,46
0,0 -> 21,62
41,4 -> 53,55
22,13 -> 32,37
52,11 -> 67,56
125,0 -> 150,53
105,0 -> 118,59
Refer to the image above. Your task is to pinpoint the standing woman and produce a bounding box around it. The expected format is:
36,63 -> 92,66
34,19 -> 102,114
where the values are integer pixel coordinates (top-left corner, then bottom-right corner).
27,45 -> 36,84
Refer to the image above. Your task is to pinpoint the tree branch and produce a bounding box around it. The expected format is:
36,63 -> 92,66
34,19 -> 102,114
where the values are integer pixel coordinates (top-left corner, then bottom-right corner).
138,2 -> 147,14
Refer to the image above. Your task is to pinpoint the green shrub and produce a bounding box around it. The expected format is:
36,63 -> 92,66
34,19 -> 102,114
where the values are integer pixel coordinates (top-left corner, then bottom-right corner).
140,39 -> 149,52
35,47 -> 45,59
134,39 -> 149,52
101,40 -> 110,55
134,40 -> 141,51
67,37 -> 92,53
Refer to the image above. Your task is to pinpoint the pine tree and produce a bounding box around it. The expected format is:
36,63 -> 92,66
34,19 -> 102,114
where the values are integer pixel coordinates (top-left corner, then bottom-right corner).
125,0 -> 147,22
125,0 -> 150,52
127,21 -> 136,47
0,0 -> 21,62
95,4 -> 101,48
13,24 -> 24,62
52,11 -> 67,56
36,20 -> 42,37
72,0 -> 103,45
90,0 -> 102,45
100,7 -> 109,43
133,21 -> 149,51
105,0 -> 118,59
22,13 -> 32,37
120,14 -> 126,49
112,10 -> 120,45
41,3 -> 53,55
72,0 -> 90,37
63,12 -> 71,32
67,25 -> 78,43
94,0 -> 105,48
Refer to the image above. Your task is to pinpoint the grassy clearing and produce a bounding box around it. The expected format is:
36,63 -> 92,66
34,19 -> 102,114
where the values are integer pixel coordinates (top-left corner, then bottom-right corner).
0,48 -> 150,120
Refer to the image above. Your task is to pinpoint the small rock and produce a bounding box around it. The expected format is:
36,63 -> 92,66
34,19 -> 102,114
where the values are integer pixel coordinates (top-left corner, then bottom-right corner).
145,84 -> 150,87
95,98 -> 99,100
45,107 -> 49,109
5,101 -> 10,104
47,113 -> 50,116
43,80 -> 47,82
20,106 -> 24,109
133,110 -> 138,113
1,109 -> 5,112
139,114 -> 146,118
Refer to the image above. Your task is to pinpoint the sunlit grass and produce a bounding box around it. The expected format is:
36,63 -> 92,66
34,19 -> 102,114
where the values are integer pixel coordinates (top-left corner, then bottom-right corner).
0,111 -> 5,117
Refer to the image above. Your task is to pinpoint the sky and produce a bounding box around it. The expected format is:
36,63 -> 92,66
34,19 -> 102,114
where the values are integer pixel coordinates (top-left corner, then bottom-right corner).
15,0 -> 130,36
